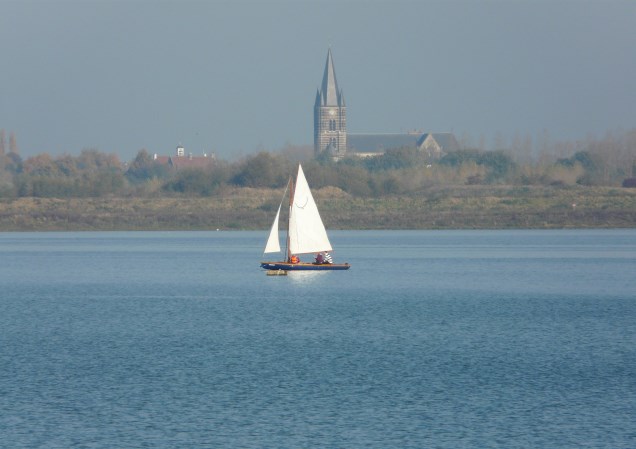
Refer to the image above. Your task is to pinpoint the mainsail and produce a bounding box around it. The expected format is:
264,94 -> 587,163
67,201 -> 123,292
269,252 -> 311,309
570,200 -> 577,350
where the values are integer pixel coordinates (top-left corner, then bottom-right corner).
288,165 -> 333,255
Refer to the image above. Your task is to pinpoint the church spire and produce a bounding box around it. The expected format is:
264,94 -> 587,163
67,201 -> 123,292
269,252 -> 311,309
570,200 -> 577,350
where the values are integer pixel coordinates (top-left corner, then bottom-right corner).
314,48 -> 347,160
320,48 -> 342,107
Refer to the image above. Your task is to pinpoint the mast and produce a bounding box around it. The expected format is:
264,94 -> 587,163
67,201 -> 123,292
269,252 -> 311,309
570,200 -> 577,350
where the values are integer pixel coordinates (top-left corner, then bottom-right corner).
286,174 -> 294,262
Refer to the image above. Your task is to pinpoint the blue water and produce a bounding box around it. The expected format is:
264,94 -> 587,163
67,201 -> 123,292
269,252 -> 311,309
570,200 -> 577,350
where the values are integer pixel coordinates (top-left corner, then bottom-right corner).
1,230 -> 635,448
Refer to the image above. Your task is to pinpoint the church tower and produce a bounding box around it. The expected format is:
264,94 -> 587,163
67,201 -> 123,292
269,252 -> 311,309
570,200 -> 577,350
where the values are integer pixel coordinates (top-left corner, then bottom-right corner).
314,48 -> 347,159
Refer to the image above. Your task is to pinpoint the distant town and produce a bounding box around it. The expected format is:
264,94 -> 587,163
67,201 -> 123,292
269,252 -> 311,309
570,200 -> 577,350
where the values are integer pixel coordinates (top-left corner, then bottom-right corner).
0,50 -> 635,230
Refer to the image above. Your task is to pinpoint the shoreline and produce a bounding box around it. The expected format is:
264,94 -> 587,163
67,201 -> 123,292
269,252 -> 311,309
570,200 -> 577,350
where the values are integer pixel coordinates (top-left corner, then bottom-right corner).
1,185 -> 635,231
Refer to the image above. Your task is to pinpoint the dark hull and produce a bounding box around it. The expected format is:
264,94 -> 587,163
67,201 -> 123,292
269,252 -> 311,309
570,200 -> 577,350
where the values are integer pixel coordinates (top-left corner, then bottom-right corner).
260,262 -> 350,271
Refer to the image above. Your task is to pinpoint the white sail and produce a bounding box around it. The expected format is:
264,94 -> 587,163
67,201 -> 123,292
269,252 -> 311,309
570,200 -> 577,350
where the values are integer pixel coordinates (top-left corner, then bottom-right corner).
288,164 -> 333,255
263,201 -> 282,254
263,184 -> 289,254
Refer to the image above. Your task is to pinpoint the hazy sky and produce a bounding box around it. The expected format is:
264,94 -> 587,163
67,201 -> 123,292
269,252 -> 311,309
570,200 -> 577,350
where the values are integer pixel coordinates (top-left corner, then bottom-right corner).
1,0 -> 635,161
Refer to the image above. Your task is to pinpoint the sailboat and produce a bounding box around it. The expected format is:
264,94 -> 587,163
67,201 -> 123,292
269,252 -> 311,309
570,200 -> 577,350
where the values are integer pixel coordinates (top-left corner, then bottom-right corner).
260,164 -> 350,271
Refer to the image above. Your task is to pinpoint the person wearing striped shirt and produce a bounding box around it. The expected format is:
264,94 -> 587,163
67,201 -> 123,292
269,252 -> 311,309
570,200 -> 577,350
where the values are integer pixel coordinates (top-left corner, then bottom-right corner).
315,252 -> 333,264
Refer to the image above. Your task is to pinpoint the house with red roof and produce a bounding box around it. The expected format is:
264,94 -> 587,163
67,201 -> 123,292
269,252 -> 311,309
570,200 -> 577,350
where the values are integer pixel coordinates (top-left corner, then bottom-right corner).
153,144 -> 215,170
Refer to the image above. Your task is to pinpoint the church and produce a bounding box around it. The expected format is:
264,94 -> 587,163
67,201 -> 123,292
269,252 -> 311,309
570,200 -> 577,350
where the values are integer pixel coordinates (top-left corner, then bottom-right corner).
313,49 -> 459,160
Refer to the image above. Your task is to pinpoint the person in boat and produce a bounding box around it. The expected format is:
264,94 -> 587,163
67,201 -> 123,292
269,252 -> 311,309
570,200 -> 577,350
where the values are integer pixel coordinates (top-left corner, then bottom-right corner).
290,255 -> 300,264
315,252 -> 333,264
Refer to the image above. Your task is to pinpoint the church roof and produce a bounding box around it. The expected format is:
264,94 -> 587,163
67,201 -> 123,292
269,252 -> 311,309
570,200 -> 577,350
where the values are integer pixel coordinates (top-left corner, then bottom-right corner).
418,133 -> 460,151
347,132 -> 460,155
319,48 -> 344,107
347,133 -> 422,154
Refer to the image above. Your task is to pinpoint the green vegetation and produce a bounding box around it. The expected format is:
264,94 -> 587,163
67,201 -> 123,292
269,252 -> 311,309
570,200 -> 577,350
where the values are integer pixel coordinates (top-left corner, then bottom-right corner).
0,128 -> 635,230
0,186 -> 634,231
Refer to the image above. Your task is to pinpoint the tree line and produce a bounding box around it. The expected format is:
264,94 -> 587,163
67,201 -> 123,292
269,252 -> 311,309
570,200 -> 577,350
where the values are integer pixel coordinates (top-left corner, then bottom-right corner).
1,128 -> 635,199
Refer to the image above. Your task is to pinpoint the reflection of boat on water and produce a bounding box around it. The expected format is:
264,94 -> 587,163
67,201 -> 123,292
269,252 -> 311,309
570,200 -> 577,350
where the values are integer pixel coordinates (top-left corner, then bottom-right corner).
287,270 -> 330,284
266,269 -> 329,285
260,164 -> 350,272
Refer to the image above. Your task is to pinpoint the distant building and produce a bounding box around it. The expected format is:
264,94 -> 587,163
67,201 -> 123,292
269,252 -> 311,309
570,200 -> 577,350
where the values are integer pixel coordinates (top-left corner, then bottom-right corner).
313,49 -> 458,160
347,132 -> 459,159
153,144 -> 215,170
418,133 -> 460,158
314,48 -> 347,159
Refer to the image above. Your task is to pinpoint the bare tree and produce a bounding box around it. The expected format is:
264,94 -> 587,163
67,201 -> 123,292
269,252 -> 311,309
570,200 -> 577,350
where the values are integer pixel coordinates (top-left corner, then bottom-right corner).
493,131 -> 506,150
478,134 -> 486,151
0,130 -> 4,172
459,131 -> 473,150
9,132 -> 18,154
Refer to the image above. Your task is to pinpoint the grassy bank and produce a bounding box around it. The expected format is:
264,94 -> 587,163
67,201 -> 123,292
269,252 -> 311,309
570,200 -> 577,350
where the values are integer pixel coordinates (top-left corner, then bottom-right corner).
0,185 -> 635,231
